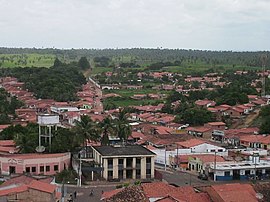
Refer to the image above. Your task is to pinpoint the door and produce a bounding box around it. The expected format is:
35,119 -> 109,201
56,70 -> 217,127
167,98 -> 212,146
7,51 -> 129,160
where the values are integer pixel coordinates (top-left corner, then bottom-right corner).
9,166 -> 16,174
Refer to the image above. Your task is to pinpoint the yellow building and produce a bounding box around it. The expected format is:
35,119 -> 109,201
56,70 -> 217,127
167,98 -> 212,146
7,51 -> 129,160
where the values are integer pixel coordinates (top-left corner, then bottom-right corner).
92,145 -> 156,180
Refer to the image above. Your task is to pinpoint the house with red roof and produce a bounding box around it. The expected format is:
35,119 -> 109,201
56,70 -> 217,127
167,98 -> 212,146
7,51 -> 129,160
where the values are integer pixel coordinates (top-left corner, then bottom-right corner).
226,107 -> 244,118
188,154 -> 225,173
0,175 -> 61,202
200,183 -> 258,202
186,126 -> 212,138
204,122 -> 226,131
101,182 -> 211,202
195,99 -> 216,108
239,135 -> 265,148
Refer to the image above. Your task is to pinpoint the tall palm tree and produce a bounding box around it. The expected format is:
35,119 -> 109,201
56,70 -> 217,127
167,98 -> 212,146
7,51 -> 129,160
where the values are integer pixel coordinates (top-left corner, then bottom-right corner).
99,117 -> 115,146
73,115 -> 100,148
114,109 -> 131,142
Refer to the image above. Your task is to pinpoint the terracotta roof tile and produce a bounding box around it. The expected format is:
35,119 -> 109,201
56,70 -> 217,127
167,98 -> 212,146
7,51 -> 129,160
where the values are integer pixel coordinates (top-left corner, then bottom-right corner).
176,139 -> 206,148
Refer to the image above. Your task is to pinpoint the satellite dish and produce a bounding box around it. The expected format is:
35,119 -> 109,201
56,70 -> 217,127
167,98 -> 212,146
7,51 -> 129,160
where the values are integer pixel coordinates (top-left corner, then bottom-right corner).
36,146 -> 45,153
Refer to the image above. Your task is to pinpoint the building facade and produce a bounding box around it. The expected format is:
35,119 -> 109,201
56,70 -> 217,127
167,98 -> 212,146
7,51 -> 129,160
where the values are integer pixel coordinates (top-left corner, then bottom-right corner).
0,153 -> 70,176
92,145 -> 156,180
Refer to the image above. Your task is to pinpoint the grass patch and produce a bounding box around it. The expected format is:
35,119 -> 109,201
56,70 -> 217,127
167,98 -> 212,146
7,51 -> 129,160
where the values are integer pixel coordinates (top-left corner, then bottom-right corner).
0,53 -> 55,68
104,89 -> 170,97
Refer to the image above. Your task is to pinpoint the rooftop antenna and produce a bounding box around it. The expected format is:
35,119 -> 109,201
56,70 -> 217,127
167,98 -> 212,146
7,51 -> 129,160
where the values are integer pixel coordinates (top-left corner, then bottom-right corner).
261,54 -> 267,98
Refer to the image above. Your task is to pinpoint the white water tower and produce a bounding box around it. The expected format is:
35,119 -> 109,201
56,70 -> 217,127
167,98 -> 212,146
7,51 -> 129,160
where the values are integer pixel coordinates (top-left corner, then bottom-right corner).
36,114 -> 59,153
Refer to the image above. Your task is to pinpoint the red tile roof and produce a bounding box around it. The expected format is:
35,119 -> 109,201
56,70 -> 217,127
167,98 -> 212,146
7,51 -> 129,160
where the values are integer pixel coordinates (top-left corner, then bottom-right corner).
0,124 -> 11,130
207,122 -> 226,126
186,127 -> 211,133
176,139 -> 206,148
0,140 -> 15,147
192,154 -> 225,163
142,182 -> 176,198
210,183 -> 257,202
240,135 -> 265,143
0,185 -> 29,197
101,188 -> 123,200
28,180 -> 56,193
131,131 -> 145,139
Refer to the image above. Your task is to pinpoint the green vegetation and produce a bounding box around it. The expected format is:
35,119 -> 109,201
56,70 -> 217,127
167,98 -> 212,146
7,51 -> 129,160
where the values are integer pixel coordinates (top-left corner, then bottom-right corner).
0,88 -> 23,124
259,105 -> 270,134
0,112 -> 131,153
0,54 -> 55,68
0,59 -> 86,102
55,169 -> 78,184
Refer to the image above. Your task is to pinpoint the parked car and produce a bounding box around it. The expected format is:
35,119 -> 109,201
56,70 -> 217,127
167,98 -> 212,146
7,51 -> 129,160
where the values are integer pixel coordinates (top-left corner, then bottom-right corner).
198,173 -> 208,180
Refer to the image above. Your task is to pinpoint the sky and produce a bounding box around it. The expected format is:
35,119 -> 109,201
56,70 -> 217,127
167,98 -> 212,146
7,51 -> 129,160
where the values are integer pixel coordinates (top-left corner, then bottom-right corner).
0,0 -> 270,51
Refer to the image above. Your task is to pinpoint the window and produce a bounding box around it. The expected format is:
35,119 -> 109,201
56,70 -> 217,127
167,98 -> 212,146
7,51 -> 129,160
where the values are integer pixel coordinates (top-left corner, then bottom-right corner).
108,158 -> 113,169
31,167 -> 36,173
118,159 -> 124,165
146,157 -> 151,164
245,170 -> 251,175
46,165 -> 50,172
127,158 -> 133,168
40,166 -> 44,172
218,149 -> 223,152
136,158 -> 141,164
54,165 -> 59,171
224,171 -> 230,176
108,171 -> 113,179
26,167 -> 30,173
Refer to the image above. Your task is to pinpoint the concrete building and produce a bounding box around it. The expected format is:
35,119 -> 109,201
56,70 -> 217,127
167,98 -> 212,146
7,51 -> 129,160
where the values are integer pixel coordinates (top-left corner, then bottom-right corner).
208,156 -> 270,181
0,153 -> 70,176
149,139 -> 227,167
91,145 -> 156,180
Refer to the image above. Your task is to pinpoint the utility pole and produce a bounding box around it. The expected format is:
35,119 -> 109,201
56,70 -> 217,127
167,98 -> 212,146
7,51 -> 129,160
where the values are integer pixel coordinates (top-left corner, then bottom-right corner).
176,144 -> 179,169
165,145 -> 167,171
214,151 -> 217,181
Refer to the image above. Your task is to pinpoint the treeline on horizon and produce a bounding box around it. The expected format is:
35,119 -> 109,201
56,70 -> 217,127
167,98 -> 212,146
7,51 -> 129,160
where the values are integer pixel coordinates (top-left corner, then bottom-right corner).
0,47 -> 270,67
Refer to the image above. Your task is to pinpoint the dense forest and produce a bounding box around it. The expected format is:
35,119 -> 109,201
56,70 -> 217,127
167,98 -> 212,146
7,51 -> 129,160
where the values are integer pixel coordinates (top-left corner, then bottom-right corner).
0,47 -> 270,68
0,60 -> 87,102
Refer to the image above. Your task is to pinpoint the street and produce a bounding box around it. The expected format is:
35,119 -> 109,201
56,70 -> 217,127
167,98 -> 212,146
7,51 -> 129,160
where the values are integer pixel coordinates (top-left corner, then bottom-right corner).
67,185 -> 114,202
157,168 -> 213,187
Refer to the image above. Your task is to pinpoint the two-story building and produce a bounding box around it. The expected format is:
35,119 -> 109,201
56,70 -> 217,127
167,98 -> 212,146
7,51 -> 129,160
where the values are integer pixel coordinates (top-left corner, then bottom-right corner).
91,145 -> 156,181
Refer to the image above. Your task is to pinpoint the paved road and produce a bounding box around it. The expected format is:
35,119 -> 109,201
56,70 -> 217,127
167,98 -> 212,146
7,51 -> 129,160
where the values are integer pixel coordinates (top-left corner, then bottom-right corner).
157,168 -> 213,187
67,185 -> 114,202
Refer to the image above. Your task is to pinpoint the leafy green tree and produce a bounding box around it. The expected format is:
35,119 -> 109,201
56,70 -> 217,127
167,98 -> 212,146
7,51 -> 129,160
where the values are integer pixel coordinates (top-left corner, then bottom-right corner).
182,107 -> 213,125
53,57 -> 62,67
78,57 -> 90,70
51,128 -> 80,153
0,124 -> 27,140
259,105 -> 270,134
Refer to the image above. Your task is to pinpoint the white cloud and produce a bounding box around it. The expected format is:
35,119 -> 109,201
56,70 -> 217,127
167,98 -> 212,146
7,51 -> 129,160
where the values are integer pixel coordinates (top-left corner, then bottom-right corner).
0,0 -> 269,50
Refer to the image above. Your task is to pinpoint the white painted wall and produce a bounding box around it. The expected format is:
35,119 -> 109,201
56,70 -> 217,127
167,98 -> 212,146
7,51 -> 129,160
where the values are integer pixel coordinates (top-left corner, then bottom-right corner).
150,144 -> 228,166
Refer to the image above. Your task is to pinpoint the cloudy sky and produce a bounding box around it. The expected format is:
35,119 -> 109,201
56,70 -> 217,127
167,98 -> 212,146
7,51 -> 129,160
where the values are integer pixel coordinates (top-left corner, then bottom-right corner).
0,0 -> 269,50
